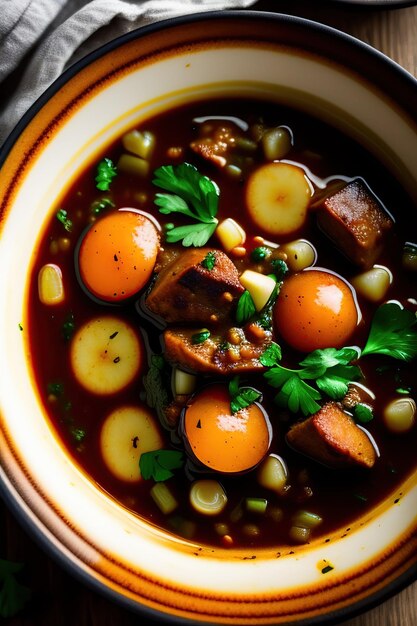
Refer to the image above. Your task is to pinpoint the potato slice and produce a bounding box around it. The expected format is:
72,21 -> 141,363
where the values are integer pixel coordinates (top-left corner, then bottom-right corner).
246,162 -> 311,236
100,405 -> 163,482
70,316 -> 142,395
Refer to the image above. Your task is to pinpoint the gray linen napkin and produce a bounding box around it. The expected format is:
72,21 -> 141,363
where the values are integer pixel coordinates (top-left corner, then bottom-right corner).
0,0 -> 256,146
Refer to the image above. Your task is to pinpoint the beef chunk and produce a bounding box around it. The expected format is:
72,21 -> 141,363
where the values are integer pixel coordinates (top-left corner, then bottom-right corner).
145,248 -> 244,325
286,402 -> 377,469
316,178 -> 393,268
164,326 -> 272,374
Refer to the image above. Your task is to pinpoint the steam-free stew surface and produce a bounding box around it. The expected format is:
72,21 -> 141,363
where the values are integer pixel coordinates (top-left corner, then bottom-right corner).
28,97 -> 417,549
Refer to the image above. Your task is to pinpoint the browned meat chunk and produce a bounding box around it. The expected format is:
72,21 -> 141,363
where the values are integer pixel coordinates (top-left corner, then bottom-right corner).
145,248 -> 244,325
190,125 -> 236,168
316,178 -> 393,268
164,326 -> 272,374
286,402 -> 377,469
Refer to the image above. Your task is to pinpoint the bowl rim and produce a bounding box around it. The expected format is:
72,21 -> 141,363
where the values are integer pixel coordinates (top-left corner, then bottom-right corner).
1,9 -> 417,626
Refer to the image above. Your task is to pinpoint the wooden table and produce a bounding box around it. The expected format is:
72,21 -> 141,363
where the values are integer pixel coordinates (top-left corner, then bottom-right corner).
1,2 -> 417,625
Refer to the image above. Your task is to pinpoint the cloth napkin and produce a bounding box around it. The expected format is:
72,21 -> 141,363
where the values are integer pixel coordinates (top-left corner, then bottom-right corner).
0,0 -> 257,146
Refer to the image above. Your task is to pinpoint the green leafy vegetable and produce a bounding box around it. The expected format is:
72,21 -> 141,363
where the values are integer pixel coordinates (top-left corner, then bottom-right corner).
139,449 -> 184,482
90,196 -> 115,216
0,559 -> 31,619
353,403 -> 374,424
200,251 -> 216,271
229,376 -> 262,414
95,157 -> 117,191
236,290 -> 256,325
262,346 -> 361,416
191,329 -> 211,344
153,163 -> 219,247
361,302 -> 417,361
56,208 -> 72,232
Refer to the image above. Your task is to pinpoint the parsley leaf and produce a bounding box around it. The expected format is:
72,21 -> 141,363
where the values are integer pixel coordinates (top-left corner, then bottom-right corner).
262,346 -> 361,416
139,449 -> 184,482
153,163 -> 219,247
229,376 -> 262,414
353,403 -> 374,423
201,251 -> 216,271
0,559 -> 31,619
56,208 -> 72,232
361,302 -> 417,361
95,158 -> 117,191
236,290 -> 256,325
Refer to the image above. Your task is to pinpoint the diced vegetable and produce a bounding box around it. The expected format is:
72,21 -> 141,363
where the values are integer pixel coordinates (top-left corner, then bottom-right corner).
189,480 -> 227,515
216,218 -> 246,252
279,239 -> 316,272
246,162 -> 311,236
292,510 -> 322,529
257,454 -> 288,494
38,263 -> 65,305
351,266 -> 392,302
261,126 -> 292,161
172,368 -> 197,396
245,497 -> 268,515
383,397 -> 416,433
122,129 -> 155,159
100,405 -> 163,482
402,242 -> 417,271
289,525 -> 311,544
151,482 -> 178,514
70,316 -> 142,395
117,154 -> 150,178
239,270 -> 276,312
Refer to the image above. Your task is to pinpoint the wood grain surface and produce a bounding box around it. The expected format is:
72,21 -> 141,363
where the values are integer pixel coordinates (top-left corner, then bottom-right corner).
1,2 -> 417,625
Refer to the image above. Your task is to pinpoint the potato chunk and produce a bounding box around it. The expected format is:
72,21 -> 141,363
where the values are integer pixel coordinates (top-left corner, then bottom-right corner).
316,178 -> 393,268
286,402 -> 377,469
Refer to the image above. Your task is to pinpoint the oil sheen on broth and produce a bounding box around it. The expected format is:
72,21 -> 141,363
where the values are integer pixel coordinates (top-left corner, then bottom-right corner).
29,97 -> 417,549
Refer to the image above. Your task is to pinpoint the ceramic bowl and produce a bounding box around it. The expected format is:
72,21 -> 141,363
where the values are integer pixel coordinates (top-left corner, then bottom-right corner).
1,11 -> 417,626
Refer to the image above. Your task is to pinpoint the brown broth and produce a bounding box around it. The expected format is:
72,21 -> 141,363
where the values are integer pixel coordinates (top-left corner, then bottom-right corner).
28,97 -> 417,548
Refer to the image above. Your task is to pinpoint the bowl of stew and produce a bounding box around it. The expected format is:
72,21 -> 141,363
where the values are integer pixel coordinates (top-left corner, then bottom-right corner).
1,10 -> 417,626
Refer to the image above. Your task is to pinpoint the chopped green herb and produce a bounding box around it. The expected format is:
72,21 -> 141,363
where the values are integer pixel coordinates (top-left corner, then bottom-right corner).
139,449 -> 184,482
256,281 -> 280,330
396,386 -> 412,395
95,157 -> 117,191
251,246 -> 271,262
201,251 -> 216,271
70,427 -> 86,443
262,346 -> 361,416
0,559 -> 31,619
229,375 -> 262,414
354,493 -> 368,503
191,329 -> 211,344
321,565 -> 334,574
236,290 -> 256,325
361,302 -> 417,362
56,208 -> 73,232
47,382 -> 64,397
62,312 -> 75,341
90,196 -> 115,215
270,258 -> 288,281
153,162 -> 219,247
353,403 -> 374,424
18,323 -> 23,332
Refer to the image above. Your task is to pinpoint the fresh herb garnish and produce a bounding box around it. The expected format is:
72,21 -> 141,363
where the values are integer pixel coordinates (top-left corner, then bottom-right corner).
90,196 -> 115,216
353,403 -> 374,423
18,323 -> 23,332
321,565 -> 334,575
95,158 -> 117,191
153,162 -> 219,247
139,449 -> 184,482
0,559 -> 31,619
229,375 -> 262,414
361,302 -> 417,361
62,312 -> 75,341
261,346 -> 361,416
236,290 -> 256,325
70,427 -> 86,443
251,246 -> 271,262
270,258 -> 288,281
47,381 -> 64,397
257,281 -> 281,330
56,208 -> 73,232
201,251 -> 216,271
191,329 -> 211,344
